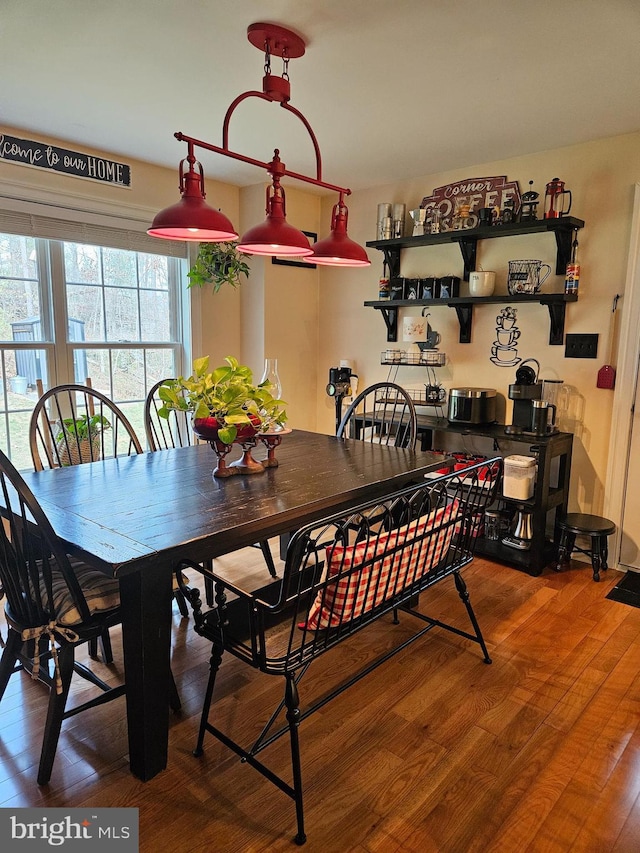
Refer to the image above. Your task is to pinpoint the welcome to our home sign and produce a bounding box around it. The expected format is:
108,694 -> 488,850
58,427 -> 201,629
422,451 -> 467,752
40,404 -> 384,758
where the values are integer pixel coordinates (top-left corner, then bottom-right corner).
0,132 -> 131,187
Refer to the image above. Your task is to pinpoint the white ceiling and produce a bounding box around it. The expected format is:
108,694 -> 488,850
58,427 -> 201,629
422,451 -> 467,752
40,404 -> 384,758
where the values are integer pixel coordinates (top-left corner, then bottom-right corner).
3,0 -> 640,194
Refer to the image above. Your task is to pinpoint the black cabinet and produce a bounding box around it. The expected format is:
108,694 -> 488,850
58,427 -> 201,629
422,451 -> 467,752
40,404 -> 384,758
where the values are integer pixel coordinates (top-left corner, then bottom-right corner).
365,216 -> 584,345
416,416 -> 573,576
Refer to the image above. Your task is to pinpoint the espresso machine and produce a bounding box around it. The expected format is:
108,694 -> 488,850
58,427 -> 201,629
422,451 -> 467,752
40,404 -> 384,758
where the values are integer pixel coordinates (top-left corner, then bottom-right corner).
505,359 -> 541,434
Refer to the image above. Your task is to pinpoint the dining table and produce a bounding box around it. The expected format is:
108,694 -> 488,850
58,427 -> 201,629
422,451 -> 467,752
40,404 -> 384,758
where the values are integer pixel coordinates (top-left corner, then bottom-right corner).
19,429 -> 447,781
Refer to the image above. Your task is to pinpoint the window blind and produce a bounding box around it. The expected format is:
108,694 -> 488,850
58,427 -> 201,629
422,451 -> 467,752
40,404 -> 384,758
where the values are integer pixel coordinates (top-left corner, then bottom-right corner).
0,209 -> 187,258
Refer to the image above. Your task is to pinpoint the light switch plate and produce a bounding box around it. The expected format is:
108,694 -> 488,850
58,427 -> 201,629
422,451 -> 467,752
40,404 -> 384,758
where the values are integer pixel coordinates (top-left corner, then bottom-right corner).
565,334 -> 599,358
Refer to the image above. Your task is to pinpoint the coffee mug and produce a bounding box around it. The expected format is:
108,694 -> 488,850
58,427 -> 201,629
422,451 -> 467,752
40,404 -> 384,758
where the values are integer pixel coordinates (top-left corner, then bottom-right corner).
497,328 -> 520,346
491,344 -> 516,363
477,207 -> 494,227
469,270 -> 496,297
507,259 -> 552,295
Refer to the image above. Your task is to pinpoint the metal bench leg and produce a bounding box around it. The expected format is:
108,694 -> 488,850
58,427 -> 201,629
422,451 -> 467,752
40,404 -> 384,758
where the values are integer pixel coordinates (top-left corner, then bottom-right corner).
193,630 -> 223,758
285,672 -> 307,845
454,572 -> 491,664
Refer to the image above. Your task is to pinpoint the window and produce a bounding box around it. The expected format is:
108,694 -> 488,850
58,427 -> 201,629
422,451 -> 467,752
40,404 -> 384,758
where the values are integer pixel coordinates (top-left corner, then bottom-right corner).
0,230 -> 187,469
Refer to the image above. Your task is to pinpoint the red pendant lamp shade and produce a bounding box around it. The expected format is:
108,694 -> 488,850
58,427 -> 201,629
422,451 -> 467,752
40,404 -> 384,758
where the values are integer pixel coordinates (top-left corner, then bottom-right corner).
306,198 -> 370,267
237,169 -> 313,257
147,158 -> 238,242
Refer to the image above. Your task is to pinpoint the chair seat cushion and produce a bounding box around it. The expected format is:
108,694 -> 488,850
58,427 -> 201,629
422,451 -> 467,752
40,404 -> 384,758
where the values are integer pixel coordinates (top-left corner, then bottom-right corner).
43,558 -> 120,626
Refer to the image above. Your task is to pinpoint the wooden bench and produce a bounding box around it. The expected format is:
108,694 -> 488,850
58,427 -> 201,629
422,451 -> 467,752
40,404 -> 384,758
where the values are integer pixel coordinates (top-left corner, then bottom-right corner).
177,457 -> 503,844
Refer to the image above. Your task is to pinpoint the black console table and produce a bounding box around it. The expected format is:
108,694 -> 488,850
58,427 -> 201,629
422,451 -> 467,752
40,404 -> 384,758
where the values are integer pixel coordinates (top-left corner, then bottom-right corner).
415,416 -> 573,576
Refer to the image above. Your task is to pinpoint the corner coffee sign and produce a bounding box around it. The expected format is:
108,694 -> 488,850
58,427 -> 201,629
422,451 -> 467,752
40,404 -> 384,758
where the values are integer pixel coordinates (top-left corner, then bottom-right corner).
421,175 -> 521,230
0,132 -> 131,187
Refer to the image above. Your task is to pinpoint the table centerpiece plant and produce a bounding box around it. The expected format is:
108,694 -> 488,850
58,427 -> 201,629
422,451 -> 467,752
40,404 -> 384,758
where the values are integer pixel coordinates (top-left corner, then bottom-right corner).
157,355 -> 287,445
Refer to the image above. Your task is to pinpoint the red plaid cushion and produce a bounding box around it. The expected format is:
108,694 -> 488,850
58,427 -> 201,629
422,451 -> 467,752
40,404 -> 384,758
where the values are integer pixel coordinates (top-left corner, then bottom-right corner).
304,500 -> 459,630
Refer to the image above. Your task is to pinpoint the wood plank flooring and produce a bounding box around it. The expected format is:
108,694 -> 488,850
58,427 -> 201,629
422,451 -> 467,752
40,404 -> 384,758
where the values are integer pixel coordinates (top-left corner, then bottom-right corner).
1,549 -> 640,852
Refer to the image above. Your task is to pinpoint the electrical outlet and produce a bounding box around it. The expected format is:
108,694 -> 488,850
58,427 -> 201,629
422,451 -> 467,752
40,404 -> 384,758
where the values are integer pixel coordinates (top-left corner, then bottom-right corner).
565,333 -> 599,359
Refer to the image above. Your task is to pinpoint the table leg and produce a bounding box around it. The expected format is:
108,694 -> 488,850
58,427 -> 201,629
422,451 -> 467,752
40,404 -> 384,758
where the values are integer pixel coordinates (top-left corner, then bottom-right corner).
119,563 -> 173,781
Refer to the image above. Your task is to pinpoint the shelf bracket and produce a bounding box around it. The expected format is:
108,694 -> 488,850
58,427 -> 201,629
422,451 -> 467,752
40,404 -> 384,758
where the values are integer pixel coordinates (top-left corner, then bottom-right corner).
381,246 -> 401,280
375,305 -> 399,342
553,227 -> 574,274
542,300 -> 567,345
452,304 -> 473,343
456,237 -> 477,281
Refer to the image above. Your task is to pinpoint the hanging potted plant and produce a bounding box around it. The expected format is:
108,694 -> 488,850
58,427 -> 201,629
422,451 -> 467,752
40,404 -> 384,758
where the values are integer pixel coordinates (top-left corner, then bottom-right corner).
187,242 -> 251,293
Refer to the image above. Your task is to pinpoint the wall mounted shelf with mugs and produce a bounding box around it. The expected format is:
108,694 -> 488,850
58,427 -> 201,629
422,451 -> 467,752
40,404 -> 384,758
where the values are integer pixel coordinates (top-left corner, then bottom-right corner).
367,216 -> 584,282
364,216 -> 584,346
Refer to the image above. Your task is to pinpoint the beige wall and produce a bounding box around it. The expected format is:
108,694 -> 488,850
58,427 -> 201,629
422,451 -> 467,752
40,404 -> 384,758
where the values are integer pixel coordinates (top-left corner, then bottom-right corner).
318,131 -> 640,515
3,124 -> 639,515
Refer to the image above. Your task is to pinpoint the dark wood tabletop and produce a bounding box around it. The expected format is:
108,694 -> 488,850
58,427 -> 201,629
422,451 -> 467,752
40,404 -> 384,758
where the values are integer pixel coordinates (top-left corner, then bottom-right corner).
20,430 -> 446,781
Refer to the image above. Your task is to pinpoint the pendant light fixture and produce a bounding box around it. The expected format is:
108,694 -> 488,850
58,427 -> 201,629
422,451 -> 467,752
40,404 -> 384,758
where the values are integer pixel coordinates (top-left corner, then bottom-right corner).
148,22 -> 369,268
236,151 -> 312,256
305,194 -> 370,266
148,145 -> 238,242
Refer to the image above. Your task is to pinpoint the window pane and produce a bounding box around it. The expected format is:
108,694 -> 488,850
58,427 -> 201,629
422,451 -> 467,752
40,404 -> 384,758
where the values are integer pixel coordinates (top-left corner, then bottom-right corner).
144,349 -> 177,389
0,233 -> 37,278
0,283 -> 43,342
0,347 -> 48,398
63,243 -> 101,284
66,284 -> 105,341
0,234 -> 42,342
105,287 -> 139,341
103,247 -> 137,287
138,254 -> 169,291
140,290 -> 170,341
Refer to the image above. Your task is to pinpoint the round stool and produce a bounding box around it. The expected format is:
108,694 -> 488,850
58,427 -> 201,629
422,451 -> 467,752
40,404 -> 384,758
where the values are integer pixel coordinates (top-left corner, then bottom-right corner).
555,513 -> 616,582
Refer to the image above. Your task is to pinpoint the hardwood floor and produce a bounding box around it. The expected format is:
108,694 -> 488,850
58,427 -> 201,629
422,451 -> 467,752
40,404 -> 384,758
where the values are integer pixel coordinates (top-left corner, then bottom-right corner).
1,549 -> 640,852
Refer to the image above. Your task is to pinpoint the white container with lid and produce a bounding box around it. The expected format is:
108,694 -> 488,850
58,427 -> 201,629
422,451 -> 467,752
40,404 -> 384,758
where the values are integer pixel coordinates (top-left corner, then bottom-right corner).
503,454 -> 536,500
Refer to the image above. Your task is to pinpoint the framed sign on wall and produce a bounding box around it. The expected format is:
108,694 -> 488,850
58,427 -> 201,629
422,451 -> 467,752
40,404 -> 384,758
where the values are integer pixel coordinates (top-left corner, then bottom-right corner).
272,231 -> 317,268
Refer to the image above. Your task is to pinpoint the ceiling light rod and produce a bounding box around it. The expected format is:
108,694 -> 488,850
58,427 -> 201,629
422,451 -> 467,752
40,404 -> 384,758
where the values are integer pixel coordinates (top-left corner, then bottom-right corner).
173,131 -> 350,197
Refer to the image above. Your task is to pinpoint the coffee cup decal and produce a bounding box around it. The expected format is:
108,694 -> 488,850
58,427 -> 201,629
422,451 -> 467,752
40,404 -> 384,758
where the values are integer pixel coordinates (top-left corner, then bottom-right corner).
497,328 -> 520,346
490,307 -> 521,366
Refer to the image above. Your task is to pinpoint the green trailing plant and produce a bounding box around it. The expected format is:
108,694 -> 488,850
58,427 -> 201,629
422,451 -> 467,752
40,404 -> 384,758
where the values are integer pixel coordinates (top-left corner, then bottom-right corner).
157,355 -> 288,445
187,242 -> 251,293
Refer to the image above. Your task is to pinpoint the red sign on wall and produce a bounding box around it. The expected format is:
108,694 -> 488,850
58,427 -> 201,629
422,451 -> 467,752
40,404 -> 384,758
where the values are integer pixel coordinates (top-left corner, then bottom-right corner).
420,176 -> 521,231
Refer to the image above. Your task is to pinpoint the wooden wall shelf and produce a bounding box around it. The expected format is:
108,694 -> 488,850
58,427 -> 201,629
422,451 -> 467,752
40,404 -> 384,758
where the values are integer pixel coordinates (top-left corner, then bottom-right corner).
364,293 -> 578,345
366,216 -> 585,281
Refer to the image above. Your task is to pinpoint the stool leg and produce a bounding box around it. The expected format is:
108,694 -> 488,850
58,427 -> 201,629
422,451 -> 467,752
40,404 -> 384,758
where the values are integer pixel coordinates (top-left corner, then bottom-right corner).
555,530 -> 573,572
600,535 -> 609,571
591,536 -> 602,582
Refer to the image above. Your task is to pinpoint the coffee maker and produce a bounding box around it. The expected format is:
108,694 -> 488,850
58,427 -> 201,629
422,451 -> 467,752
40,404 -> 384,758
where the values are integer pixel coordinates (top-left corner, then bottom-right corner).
505,359 -> 541,434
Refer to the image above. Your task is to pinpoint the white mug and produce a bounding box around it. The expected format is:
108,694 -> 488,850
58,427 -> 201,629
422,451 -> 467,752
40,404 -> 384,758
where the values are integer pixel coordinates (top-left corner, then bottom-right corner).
469,270 -> 496,297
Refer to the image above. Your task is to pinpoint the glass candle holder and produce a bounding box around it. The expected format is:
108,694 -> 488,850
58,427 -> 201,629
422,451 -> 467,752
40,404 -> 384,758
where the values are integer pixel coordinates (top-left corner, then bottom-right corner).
260,358 -> 282,399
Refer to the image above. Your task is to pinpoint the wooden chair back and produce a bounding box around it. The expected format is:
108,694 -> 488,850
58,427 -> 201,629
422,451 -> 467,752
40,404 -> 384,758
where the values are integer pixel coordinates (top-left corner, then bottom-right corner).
144,378 -> 195,452
29,383 -> 143,471
337,382 -> 418,450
